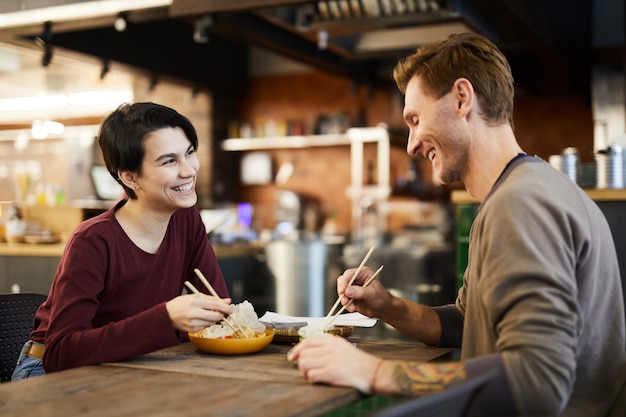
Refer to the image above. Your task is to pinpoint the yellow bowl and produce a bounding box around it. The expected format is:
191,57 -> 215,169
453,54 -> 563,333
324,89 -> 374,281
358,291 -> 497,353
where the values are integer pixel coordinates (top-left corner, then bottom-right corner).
188,329 -> 274,355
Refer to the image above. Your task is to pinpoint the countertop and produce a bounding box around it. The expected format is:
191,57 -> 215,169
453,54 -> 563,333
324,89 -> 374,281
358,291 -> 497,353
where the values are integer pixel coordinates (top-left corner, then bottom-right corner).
0,240 -> 265,258
451,188 -> 626,204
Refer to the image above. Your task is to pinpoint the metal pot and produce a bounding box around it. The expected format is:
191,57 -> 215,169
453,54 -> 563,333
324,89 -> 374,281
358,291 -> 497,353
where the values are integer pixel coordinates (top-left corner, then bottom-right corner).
264,239 -> 327,317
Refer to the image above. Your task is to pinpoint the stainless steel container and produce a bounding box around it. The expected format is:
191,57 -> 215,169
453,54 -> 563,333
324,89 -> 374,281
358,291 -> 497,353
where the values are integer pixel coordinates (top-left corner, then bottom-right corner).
561,147 -> 579,184
608,144 -> 625,188
265,239 -> 327,317
596,144 -> 625,189
596,152 -> 609,189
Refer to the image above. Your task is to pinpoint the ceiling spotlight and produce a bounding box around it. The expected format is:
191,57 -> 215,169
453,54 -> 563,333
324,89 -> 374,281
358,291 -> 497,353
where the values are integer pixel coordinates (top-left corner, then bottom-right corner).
34,21 -> 52,48
193,15 -> 212,44
114,13 -> 128,32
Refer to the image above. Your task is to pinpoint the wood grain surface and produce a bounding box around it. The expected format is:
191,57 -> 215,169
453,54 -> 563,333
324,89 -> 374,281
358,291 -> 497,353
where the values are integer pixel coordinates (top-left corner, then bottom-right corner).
0,339 -> 455,417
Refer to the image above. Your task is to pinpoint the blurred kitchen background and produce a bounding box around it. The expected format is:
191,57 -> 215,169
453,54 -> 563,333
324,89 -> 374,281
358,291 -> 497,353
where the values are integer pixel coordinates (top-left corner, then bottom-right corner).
0,0 -> 624,320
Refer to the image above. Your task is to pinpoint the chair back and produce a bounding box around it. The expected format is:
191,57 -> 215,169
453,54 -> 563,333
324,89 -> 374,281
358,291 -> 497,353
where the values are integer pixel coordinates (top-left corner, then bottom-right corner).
372,369 -> 497,417
0,293 -> 47,382
607,376 -> 626,417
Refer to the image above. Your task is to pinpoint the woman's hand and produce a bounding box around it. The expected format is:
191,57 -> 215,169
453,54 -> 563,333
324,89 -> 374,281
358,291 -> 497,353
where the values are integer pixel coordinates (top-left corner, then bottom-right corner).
166,293 -> 233,332
287,335 -> 382,394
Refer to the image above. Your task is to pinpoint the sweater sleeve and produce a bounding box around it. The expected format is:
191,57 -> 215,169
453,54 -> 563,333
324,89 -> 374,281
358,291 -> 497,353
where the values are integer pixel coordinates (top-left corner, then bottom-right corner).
432,305 -> 463,347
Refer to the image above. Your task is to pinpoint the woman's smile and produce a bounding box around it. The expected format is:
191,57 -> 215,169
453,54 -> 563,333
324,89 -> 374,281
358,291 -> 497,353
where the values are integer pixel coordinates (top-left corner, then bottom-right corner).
171,182 -> 194,194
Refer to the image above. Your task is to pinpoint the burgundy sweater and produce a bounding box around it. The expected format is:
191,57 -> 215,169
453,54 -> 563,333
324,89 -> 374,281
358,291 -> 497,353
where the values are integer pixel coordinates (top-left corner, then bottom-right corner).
30,201 -> 229,372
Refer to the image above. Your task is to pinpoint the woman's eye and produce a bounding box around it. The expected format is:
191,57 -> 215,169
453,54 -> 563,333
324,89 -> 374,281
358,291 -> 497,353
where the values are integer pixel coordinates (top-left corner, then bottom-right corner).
186,148 -> 196,156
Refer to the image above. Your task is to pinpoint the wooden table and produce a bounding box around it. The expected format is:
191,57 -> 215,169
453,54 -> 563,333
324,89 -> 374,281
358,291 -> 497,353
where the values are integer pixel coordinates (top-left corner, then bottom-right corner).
0,339 -> 456,417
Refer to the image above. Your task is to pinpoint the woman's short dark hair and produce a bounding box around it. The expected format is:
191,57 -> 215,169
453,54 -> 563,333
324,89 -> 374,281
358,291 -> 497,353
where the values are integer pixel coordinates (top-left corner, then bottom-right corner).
97,102 -> 198,199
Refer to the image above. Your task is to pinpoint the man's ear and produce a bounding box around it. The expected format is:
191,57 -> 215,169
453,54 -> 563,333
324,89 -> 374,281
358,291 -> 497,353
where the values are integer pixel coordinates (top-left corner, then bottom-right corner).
118,170 -> 138,190
453,78 -> 474,116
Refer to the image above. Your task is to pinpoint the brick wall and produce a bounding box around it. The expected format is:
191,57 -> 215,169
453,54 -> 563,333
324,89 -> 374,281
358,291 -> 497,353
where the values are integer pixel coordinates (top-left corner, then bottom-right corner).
231,70 -> 593,233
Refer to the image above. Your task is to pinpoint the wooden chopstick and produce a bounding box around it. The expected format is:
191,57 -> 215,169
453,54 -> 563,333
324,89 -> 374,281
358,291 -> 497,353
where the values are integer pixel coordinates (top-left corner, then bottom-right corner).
192,269 -> 250,338
184,280 -> 201,295
322,265 -> 383,331
320,245 -> 375,330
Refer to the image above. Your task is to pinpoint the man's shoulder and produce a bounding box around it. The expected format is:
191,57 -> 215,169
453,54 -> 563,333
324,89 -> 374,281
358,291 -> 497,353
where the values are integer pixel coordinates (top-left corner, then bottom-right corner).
494,158 -> 581,200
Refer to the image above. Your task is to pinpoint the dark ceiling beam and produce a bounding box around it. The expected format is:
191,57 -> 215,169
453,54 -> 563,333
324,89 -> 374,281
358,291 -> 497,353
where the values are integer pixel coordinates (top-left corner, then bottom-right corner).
499,0 -> 593,95
0,6 -> 171,54
0,0 -> 606,99
47,19 -> 249,96
450,0 -> 590,96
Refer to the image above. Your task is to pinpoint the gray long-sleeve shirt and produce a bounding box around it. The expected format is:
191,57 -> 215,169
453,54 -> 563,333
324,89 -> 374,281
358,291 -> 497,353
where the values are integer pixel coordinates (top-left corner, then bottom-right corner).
438,155 -> 626,416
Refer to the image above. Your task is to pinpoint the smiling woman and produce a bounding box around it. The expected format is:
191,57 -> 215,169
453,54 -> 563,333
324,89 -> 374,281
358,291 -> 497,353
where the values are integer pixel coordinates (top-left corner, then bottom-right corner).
11,101 -> 231,380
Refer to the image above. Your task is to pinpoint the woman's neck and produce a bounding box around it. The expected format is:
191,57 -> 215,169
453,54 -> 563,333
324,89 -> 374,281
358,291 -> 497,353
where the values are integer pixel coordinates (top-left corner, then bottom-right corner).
115,200 -> 172,253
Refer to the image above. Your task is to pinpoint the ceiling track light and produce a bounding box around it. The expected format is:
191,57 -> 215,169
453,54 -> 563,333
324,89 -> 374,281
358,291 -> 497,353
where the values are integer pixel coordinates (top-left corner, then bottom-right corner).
34,21 -> 52,48
114,12 -> 128,32
34,21 -> 54,67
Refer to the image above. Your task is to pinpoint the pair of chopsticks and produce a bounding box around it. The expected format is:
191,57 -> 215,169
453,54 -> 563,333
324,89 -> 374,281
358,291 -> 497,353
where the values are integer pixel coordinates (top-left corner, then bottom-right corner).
184,268 -> 250,338
320,246 -> 383,331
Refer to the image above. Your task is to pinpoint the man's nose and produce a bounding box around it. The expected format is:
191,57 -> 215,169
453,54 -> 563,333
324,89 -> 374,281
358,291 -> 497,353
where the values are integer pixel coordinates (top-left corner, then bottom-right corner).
406,134 -> 420,157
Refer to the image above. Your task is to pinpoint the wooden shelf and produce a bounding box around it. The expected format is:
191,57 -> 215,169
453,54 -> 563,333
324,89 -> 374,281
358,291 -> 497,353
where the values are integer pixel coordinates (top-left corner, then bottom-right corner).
221,127 -> 389,151
223,134 -> 350,151
583,188 -> 626,201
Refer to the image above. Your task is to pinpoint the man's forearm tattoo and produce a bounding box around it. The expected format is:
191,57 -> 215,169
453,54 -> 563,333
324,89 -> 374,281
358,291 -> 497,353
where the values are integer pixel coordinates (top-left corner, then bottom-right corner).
391,362 -> 467,395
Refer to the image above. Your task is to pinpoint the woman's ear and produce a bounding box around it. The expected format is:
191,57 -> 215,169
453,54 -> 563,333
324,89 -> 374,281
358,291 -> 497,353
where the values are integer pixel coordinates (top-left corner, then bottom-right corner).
118,170 -> 138,190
